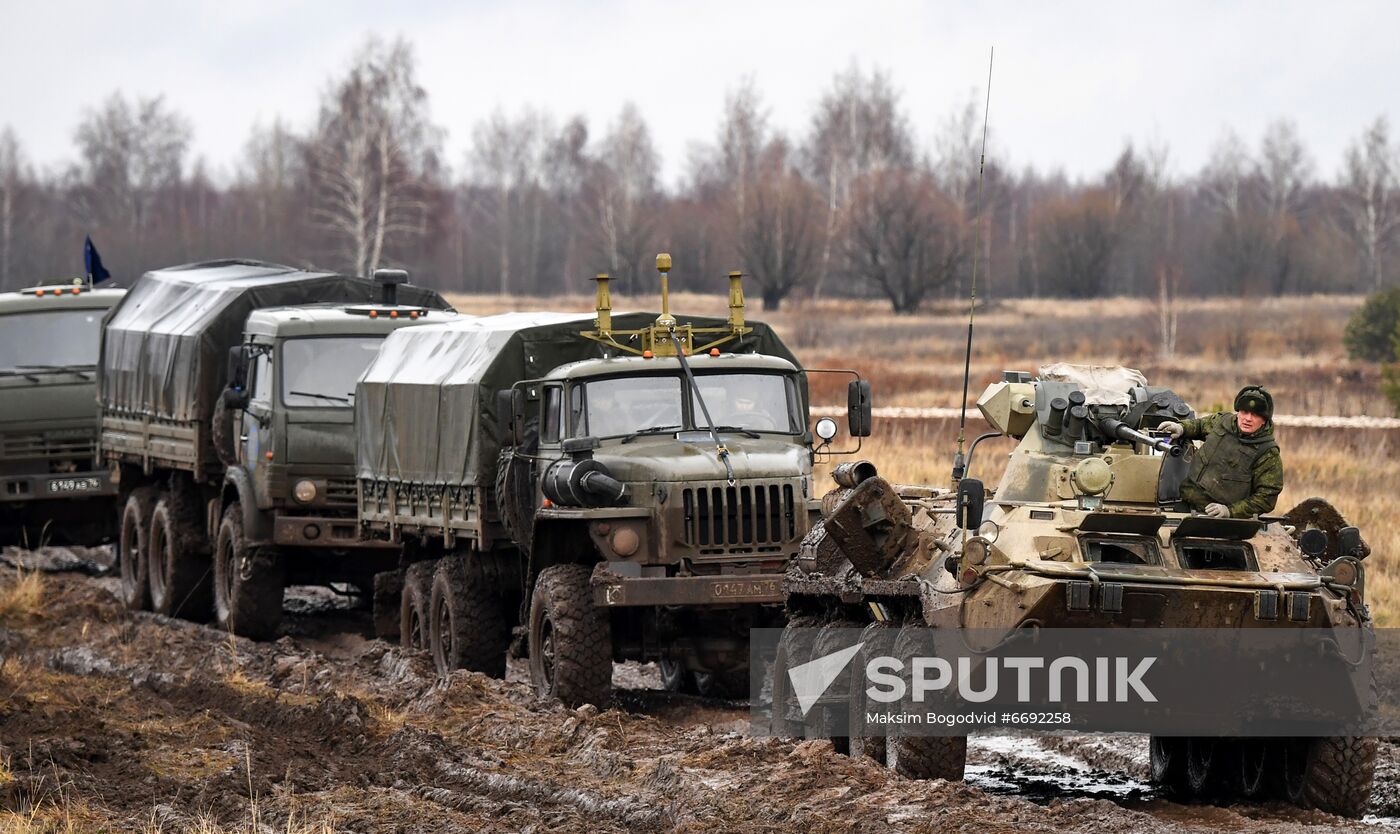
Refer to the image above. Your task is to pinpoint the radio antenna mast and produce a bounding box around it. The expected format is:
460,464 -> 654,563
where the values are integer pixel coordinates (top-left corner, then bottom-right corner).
952,47 -> 995,483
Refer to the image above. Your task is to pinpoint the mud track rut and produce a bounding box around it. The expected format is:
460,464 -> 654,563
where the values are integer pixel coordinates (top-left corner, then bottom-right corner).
0,553 -> 1395,833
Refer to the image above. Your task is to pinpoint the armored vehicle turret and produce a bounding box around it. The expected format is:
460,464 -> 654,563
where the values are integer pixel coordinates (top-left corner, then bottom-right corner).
777,364 -> 1376,818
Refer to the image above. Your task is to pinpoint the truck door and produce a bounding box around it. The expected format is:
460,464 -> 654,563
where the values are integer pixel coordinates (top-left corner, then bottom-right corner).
537,383 -> 563,490
238,350 -> 275,470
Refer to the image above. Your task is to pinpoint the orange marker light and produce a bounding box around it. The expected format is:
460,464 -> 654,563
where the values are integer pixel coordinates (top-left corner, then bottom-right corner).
71,287 -> 81,295
35,289 -> 44,296
369,310 -> 379,318
709,348 -> 720,357
642,350 -> 654,359
542,498 -> 554,509
390,310 -> 399,318
409,311 -> 418,319
265,450 -> 274,461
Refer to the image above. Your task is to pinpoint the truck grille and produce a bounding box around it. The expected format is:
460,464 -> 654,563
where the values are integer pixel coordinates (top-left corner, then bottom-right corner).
325,478 -> 358,507
1,431 -> 97,467
682,482 -> 798,549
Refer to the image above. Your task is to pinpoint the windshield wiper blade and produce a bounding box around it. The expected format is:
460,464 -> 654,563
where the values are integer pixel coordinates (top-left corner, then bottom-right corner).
711,425 -> 761,438
0,369 -> 43,382
288,390 -> 351,404
13,363 -> 93,378
621,424 -> 682,444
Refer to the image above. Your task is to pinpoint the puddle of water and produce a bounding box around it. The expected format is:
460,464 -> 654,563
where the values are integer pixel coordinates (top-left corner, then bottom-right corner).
965,735 -> 1157,803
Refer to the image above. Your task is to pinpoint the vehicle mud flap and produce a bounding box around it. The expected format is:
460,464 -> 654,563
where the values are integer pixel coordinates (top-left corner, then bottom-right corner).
822,477 -> 916,578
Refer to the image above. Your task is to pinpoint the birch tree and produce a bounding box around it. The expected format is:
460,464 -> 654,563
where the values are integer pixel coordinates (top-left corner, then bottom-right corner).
1337,118 -> 1400,291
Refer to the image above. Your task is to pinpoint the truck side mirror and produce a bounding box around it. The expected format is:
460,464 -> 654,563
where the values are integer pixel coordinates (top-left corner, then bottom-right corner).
847,379 -> 872,437
496,388 -> 525,447
223,346 -> 249,410
956,478 -> 985,529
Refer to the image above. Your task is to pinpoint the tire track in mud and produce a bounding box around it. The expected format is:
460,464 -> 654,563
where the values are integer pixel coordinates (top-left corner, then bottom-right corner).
2,559 -> 1394,832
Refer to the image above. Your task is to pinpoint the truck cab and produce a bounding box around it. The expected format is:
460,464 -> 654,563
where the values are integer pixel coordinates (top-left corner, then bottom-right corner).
0,282 -> 125,544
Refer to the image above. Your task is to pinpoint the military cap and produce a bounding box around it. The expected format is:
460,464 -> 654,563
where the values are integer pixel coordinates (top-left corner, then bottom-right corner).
1234,385 -> 1274,420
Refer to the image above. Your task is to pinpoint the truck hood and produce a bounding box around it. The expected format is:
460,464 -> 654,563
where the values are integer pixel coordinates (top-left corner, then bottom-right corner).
0,373 -> 99,434
593,434 -> 810,483
284,414 -> 356,466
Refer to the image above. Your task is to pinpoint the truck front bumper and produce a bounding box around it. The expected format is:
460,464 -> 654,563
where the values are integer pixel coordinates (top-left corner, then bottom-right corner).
591,567 -> 785,607
0,470 -> 117,503
273,515 -> 397,549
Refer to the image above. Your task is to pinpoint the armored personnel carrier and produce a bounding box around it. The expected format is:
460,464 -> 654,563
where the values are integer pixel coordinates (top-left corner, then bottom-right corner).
0,281 -> 125,545
778,364 -> 1376,817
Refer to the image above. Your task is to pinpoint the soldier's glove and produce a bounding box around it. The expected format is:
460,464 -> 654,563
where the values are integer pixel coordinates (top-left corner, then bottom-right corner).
1204,503 -> 1231,518
1159,421 -> 1185,440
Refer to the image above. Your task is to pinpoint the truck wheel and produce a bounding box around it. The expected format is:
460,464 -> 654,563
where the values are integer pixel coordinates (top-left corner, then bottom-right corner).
1150,737 -> 1190,798
148,494 -> 212,621
528,564 -> 611,707
213,504 -> 284,640
1235,740 -> 1270,799
1280,736 -> 1376,818
118,487 -> 158,611
1184,738 -> 1219,797
373,570 -> 405,640
767,615 -> 821,738
659,656 -> 697,694
429,556 -> 509,678
694,665 -> 749,700
399,560 -> 436,650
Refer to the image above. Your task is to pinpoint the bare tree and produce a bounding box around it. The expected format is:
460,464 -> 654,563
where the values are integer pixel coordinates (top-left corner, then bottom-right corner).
1036,190 -> 1118,297
1337,117 -> 1400,291
471,109 -> 548,293
544,116 -> 590,291
804,66 -> 914,298
306,37 -> 442,277
739,138 -> 820,310
845,168 -> 965,313
0,127 -> 27,288
238,118 -> 305,261
1257,119 -> 1312,292
73,93 -> 192,236
587,103 -> 658,293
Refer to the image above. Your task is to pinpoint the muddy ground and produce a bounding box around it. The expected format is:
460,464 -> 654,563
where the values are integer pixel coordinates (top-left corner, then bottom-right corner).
1,547 -> 1397,833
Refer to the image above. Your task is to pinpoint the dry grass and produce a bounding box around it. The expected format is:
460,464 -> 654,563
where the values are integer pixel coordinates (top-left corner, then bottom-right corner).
0,570 -> 44,625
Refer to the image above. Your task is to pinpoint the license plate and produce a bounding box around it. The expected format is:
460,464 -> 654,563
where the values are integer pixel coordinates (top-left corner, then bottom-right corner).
47,476 -> 103,494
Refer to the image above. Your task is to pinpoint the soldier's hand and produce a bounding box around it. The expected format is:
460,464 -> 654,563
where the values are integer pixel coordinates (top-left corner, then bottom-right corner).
1204,503 -> 1231,518
1159,421 -> 1185,440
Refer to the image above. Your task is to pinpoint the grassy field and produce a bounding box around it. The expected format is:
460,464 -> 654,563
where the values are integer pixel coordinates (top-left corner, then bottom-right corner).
444,289 -> 1398,624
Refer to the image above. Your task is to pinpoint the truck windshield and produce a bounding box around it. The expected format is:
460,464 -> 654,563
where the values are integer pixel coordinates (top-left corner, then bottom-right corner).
582,372 -> 798,437
0,309 -> 104,371
281,337 -> 385,407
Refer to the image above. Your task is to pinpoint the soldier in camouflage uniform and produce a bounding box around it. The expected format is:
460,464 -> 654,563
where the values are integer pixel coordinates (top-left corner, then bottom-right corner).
1159,385 -> 1283,519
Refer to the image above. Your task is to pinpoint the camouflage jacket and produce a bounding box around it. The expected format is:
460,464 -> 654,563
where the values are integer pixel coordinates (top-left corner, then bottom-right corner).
1178,412 -> 1284,518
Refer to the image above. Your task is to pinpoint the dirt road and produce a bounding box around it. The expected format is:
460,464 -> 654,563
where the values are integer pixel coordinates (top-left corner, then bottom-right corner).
1,549 -> 1395,833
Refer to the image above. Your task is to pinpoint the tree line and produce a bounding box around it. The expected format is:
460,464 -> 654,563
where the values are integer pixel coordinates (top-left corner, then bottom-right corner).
2,37 -> 1398,311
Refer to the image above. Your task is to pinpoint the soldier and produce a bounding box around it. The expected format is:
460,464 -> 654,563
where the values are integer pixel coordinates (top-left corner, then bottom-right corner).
1159,386 -> 1283,519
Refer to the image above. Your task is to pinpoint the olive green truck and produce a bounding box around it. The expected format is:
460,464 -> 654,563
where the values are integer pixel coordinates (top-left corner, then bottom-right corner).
99,259 -> 452,636
354,258 -> 871,705
0,282 -> 125,545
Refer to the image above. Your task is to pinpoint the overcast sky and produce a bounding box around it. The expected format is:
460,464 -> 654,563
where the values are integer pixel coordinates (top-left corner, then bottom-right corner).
3,0 -> 1397,188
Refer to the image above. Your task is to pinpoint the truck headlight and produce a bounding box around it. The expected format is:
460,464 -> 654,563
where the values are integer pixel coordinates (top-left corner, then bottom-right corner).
294,480 -> 318,503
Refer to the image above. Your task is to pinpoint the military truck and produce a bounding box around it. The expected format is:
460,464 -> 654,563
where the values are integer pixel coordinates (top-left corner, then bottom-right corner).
100,259 -> 453,638
355,255 -> 872,705
0,281 -> 125,545
777,364 -> 1376,817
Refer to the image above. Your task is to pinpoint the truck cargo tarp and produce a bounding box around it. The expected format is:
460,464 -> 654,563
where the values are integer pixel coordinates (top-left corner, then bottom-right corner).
100,260 -> 449,423
356,312 -> 800,487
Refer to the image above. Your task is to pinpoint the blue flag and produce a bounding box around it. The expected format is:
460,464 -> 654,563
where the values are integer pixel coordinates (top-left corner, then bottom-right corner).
84,236 -> 111,284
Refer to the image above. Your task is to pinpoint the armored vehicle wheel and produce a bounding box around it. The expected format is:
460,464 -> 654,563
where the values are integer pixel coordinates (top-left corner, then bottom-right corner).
118,487 -> 158,611
429,556 -> 510,677
659,656 -> 697,694
1235,740 -> 1270,799
213,504 -> 284,640
1149,737 -> 1189,797
768,615 -> 821,738
1280,736 -> 1376,818
528,564 -> 612,707
812,620 -> 862,754
1185,738 -> 1219,796
372,570 -> 405,640
400,560 -> 436,650
147,494 -> 211,621
885,625 -> 965,781
847,623 -> 891,763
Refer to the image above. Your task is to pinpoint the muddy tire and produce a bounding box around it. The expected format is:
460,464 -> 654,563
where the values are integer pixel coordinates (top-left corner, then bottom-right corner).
1150,737 -> 1189,798
1281,736 -> 1376,818
399,561 -> 436,650
848,622 -> 891,763
528,564 -> 611,707
1234,740 -> 1270,799
693,665 -> 749,700
212,504 -> 283,640
429,556 -> 510,678
117,487 -> 158,611
1184,738 -> 1221,797
147,494 -> 212,620
372,570 -> 405,640
659,656 -> 697,694
811,620 -> 862,753
767,615 -> 822,738
886,625 -> 965,781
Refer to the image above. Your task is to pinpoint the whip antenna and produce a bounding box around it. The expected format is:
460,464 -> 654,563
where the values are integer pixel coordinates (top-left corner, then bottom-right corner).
952,47 -> 994,483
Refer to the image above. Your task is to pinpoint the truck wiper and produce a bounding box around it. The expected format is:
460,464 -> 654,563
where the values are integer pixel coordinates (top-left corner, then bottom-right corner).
621,424 -> 682,444
671,334 -> 736,485
13,364 -> 93,379
711,425 -> 761,438
288,390 -> 351,404
0,369 -> 43,382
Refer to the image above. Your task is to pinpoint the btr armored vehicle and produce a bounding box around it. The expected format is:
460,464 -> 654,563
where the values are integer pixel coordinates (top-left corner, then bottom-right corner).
778,364 -> 1375,817
0,281 -> 125,545
355,255 -> 872,705
100,260 -> 453,638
